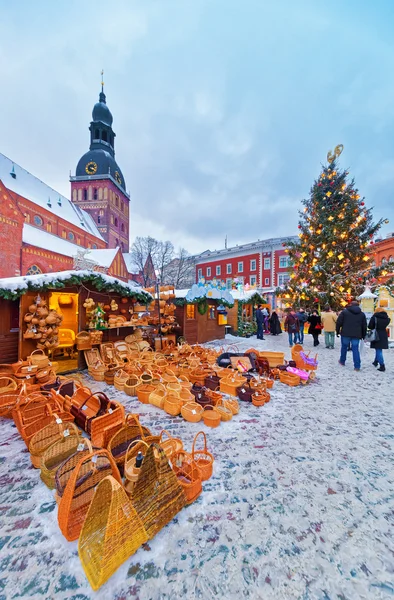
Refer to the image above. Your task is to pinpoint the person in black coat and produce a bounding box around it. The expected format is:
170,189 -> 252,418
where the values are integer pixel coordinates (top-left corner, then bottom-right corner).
307,310 -> 322,347
269,311 -> 282,335
336,301 -> 367,371
368,308 -> 391,372
255,305 -> 265,340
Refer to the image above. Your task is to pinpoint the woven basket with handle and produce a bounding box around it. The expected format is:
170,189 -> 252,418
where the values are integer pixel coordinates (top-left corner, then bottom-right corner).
192,431 -> 214,481
172,450 -> 202,504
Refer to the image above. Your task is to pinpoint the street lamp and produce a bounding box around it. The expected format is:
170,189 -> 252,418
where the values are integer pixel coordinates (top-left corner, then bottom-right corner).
154,269 -> 163,350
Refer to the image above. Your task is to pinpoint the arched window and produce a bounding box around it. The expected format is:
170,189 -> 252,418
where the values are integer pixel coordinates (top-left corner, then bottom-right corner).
381,257 -> 387,264
102,130 -> 107,142
99,209 -> 104,216
83,189 -> 88,201
121,241 -> 124,251
98,187 -> 103,200
114,217 -> 118,227
121,222 -> 124,232
33,215 -> 43,226
68,232 -> 75,241
72,189 -> 77,201
115,238 -> 119,247
389,256 -> 393,263
78,189 -> 82,202
93,188 -> 98,200
97,215 -> 101,224
47,223 -> 52,233
26,265 -> 42,275
115,195 -> 119,207
92,243 -> 98,249
94,128 -> 99,139
104,187 -> 108,200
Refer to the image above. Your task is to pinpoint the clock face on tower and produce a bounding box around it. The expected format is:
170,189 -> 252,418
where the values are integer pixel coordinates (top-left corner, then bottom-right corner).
85,161 -> 98,175
114,171 -> 122,185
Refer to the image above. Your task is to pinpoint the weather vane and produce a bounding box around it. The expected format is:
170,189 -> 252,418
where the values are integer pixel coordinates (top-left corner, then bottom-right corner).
327,144 -> 344,164
101,69 -> 104,92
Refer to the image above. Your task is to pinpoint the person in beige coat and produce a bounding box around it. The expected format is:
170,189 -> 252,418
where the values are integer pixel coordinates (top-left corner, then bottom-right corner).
321,305 -> 338,349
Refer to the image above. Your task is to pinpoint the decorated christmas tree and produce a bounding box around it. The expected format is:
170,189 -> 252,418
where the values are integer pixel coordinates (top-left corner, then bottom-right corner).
277,145 -> 388,309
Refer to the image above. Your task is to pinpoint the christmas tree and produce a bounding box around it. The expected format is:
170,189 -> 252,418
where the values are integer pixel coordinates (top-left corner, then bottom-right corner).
277,146 -> 388,309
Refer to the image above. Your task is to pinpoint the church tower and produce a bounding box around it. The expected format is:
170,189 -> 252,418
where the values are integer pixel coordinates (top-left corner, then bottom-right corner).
70,74 -> 130,251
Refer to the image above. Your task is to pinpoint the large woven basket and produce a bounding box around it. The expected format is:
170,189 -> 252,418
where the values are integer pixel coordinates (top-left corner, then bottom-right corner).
215,399 -> 233,422
159,429 -> 183,459
114,369 -> 129,391
163,393 -> 182,417
132,444 -> 187,539
124,375 -> 140,396
78,476 -> 148,591
149,384 -> 166,409
58,449 -> 122,541
107,414 -> 156,470
278,371 -> 300,386
55,439 -> 94,503
136,383 -> 156,404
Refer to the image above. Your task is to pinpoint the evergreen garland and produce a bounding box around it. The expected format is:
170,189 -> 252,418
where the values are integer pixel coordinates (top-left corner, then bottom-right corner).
0,272 -> 152,302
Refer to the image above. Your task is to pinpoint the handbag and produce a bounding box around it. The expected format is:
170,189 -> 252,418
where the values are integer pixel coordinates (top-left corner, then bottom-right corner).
236,382 -> 254,402
204,371 -> 220,391
365,329 -> 379,343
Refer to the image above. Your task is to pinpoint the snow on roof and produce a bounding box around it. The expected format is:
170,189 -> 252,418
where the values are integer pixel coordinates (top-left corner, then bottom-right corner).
23,225 -> 119,270
122,253 -> 140,274
0,152 -> 104,241
0,269 -> 149,298
86,247 -> 119,268
23,223 -> 83,258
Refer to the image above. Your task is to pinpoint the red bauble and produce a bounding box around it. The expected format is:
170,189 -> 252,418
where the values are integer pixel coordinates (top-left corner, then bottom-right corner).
298,225 -> 301,229
369,234 -> 373,238
314,297 -> 319,302
318,183 -> 322,187
330,181 -> 334,186
361,202 -> 365,206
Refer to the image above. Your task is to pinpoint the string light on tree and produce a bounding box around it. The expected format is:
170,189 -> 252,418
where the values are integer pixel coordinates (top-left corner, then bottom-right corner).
275,144 -> 388,309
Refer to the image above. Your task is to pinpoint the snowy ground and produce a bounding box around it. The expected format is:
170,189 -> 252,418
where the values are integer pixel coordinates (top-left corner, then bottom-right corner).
0,333 -> 393,600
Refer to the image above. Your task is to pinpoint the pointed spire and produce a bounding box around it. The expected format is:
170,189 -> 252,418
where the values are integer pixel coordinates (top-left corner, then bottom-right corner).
99,69 -> 106,103
10,164 -> 16,179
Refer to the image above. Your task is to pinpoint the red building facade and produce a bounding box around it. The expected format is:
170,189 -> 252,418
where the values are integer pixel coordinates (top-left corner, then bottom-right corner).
195,237 -> 297,290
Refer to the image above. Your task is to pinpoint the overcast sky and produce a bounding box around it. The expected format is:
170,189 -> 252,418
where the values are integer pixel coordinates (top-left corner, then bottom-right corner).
1,0 -> 394,254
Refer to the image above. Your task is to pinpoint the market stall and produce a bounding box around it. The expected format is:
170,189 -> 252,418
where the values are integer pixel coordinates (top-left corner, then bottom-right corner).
0,270 -> 152,372
226,290 -> 269,337
174,283 -> 234,344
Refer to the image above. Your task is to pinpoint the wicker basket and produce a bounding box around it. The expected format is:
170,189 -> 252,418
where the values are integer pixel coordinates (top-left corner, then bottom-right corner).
78,475 -> 148,591
90,330 -> 103,345
136,383 -> 156,404
192,431 -> 214,481
0,376 -> 18,395
220,375 -> 246,397
29,349 -> 50,369
159,429 -> 183,459
29,420 -> 80,468
223,398 -> 239,415
114,369 -> 129,391
40,431 -> 83,488
148,384 -> 166,409
172,450 -> 202,504
107,414 -> 157,470
252,390 -> 270,406
181,401 -> 203,423
124,439 -> 150,495
132,444 -> 186,539
55,439 -> 93,502
259,351 -> 285,367
163,393 -> 182,416
202,405 -> 221,428
76,331 -> 92,351
58,449 -> 122,541
124,375 -> 141,396
278,371 -> 300,386
215,399 -> 233,422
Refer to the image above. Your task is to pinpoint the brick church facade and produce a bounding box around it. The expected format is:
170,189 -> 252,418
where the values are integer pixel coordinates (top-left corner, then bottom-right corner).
0,82 -> 134,281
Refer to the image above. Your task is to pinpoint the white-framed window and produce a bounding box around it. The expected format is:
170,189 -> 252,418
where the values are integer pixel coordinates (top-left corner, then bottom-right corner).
207,267 -> 211,277
250,275 -> 257,286
250,259 -> 256,271
264,258 -> 270,269
226,263 -> 232,274
226,278 -> 232,289
197,268 -> 202,279
278,273 -> 290,286
265,277 -> 269,286
216,265 -> 221,276
279,256 -> 289,268
238,261 -> 243,273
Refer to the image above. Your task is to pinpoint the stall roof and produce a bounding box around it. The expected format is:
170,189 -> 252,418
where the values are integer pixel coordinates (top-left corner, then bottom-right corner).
0,270 -> 152,301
